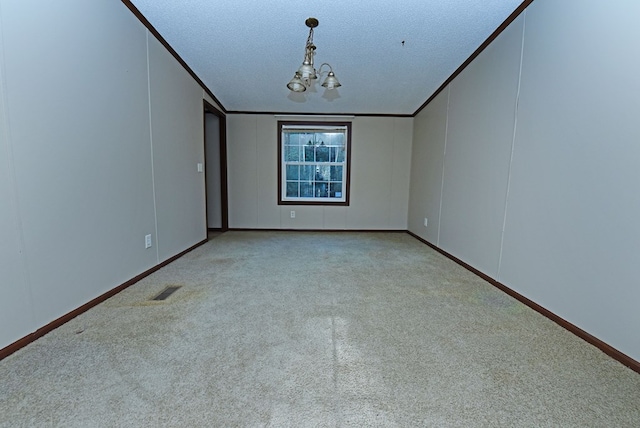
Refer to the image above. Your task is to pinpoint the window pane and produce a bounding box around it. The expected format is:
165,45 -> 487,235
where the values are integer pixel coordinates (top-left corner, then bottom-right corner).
286,182 -> 299,197
336,147 -> 345,162
330,166 -> 342,181
314,182 -> 328,197
300,165 -> 315,181
287,133 -> 304,146
285,146 -> 300,161
330,182 -> 342,198
318,133 -> 331,143
286,165 -> 299,180
316,144 -> 329,162
300,182 -> 313,197
304,145 -> 314,162
315,165 -> 329,182
330,147 -> 338,162
290,133 -> 300,146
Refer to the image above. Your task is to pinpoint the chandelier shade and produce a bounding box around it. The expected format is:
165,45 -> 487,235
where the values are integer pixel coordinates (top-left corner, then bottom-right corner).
321,70 -> 341,90
287,72 -> 307,92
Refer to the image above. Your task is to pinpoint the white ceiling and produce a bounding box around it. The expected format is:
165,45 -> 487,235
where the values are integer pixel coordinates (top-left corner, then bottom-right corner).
129,0 -> 525,115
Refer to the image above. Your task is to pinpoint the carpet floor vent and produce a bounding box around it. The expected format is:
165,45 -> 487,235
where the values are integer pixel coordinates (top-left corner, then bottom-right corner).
152,286 -> 181,301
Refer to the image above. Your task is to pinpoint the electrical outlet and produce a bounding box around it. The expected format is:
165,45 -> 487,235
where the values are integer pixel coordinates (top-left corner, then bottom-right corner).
197,163 -> 203,173
290,210 -> 296,218
424,218 -> 428,228
145,234 -> 152,249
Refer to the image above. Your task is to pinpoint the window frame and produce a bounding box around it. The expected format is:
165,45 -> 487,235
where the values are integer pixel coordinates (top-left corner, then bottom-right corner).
277,121 -> 352,206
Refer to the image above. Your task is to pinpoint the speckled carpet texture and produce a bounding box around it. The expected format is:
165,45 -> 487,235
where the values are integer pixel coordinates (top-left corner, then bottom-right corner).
1,231 -> 639,427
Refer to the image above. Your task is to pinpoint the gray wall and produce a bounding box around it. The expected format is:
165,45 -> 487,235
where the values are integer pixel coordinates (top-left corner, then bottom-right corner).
408,0 -> 640,361
226,115 -> 413,230
0,0 -> 208,349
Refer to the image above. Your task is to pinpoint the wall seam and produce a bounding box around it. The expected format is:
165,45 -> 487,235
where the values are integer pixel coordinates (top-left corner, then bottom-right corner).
496,11 -> 527,281
255,116 -> 259,227
146,31 -> 160,264
404,118 -> 414,230
0,3 -> 37,329
389,118 -> 398,227
437,86 -> 451,247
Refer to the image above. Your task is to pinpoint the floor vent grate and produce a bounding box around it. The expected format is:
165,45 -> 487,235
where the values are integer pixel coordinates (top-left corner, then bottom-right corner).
152,286 -> 181,301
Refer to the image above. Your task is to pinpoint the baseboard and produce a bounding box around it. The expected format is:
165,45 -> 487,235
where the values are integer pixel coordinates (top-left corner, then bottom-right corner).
406,231 -> 640,375
228,228 -> 407,233
0,239 -> 208,361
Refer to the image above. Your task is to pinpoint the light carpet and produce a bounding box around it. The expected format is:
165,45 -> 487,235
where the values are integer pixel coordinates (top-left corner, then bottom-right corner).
1,231 -> 639,427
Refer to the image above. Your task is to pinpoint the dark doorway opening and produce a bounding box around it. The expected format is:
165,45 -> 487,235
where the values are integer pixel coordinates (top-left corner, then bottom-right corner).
203,100 -> 228,235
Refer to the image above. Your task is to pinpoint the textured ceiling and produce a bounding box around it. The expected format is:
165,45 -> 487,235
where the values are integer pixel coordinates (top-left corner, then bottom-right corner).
128,0 -> 524,115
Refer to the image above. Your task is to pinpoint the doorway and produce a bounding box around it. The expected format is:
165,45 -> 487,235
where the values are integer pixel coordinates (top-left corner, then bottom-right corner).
203,100 -> 228,235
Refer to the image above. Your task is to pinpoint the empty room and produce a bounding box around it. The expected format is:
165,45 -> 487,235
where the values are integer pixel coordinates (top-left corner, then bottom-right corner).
1,0 -> 639,426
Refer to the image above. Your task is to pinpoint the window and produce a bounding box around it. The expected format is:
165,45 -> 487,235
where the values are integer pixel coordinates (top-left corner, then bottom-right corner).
278,121 -> 351,205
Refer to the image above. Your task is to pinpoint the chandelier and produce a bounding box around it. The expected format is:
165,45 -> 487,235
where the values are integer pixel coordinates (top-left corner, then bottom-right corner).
287,17 -> 341,93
